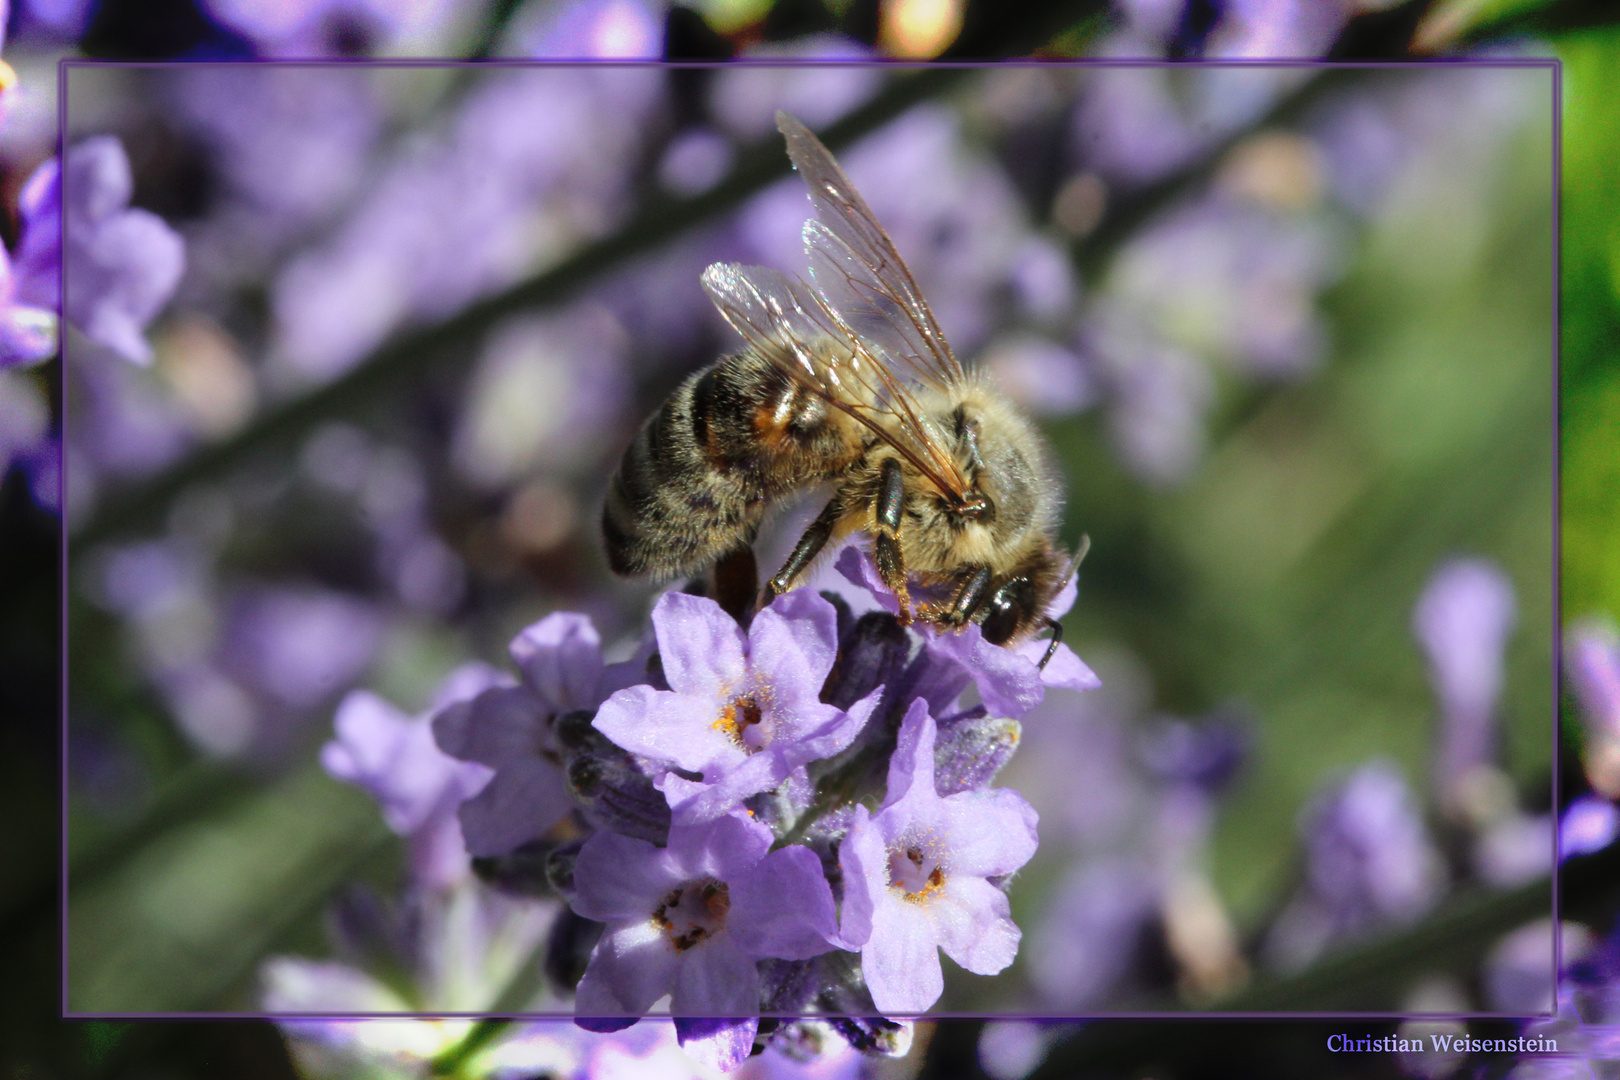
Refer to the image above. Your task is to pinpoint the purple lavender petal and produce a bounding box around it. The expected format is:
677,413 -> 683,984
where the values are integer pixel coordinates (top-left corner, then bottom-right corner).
748,589 -> 839,702
939,788 -> 1039,878
1012,639 -> 1102,693
664,810 -> 773,882
63,137 -> 185,364
1560,796 -> 1619,859
671,935 -> 760,1017
729,845 -> 839,961
14,156 -> 61,309
926,626 -> 1045,719
594,684 -> 743,777
650,591 -> 749,698
667,687 -> 878,827
1413,558 -> 1516,796
574,921 -> 681,1016
519,0 -> 664,58
509,612 -> 606,713
864,892 -> 945,1015
674,1017 -> 760,1074
835,804 -> 882,950
456,755 -> 573,858
432,686 -> 547,769
321,690 -> 492,837
931,875 -> 1020,975
572,828 -> 683,922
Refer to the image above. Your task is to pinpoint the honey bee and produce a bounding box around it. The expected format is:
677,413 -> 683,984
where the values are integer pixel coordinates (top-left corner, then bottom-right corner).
602,111 -> 1075,664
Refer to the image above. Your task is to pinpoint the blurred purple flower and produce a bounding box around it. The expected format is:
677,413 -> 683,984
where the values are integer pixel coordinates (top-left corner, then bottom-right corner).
1485,919 -> 1561,1014
1473,811 -> 1552,887
271,68 -> 658,385
978,1021 -> 1058,1080
1566,619 -> 1620,800
515,0 -> 664,58
166,67 -> 383,276
1102,199 -> 1340,377
63,136 -> 185,364
220,585 -> 383,710
1077,311 -> 1213,485
834,545 -> 1099,718
1413,557 -> 1516,806
979,335 -> 1096,419
1264,761 -> 1443,972
710,38 -> 880,140
1072,67 -> 1294,185
202,0 -> 459,56
1560,796 -> 1619,860
595,589 -> 879,826
1206,0 -> 1351,57
0,157 -> 59,368
570,811 -> 839,1060
451,307 -> 634,489
323,667 -> 502,888
1026,858 -> 1159,1009
838,699 -> 1038,1014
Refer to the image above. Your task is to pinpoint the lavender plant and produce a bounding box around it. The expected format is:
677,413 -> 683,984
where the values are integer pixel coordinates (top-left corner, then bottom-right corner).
413,547 -> 1098,1068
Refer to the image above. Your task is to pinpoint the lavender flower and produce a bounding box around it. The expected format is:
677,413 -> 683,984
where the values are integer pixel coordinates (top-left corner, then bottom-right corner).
512,0 -> 665,59
0,157 -> 59,368
570,811 -> 840,1066
322,666 -> 500,888
1413,557 -> 1517,812
1264,761 -> 1444,972
837,699 -> 1038,1014
434,611 -> 649,857
1566,619 -> 1620,800
63,136 -> 185,364
594,589 -> 879,826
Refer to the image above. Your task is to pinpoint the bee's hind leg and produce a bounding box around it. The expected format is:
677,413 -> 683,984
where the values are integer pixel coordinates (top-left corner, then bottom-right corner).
872,458 -> 913,624
761,498 -> 841,607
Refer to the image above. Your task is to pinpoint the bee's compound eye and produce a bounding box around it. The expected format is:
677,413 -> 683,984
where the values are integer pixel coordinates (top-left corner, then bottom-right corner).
981,577 -> 1035,645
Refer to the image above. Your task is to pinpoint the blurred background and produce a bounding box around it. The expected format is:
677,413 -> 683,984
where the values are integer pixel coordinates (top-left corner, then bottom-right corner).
1,0 -> 1616,1078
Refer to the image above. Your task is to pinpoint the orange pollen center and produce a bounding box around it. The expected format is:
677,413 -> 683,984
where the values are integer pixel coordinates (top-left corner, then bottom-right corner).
651,877 -> 731,953
714,694 -> 765,751
889,845 -> 946,903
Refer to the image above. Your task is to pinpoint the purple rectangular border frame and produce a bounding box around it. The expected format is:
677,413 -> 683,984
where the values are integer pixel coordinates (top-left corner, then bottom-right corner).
58,54 -> 1563,1022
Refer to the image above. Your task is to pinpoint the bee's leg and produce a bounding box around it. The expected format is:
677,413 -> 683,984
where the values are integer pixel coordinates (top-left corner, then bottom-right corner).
1038,617 -> 1063,670
873,457 -> 912,624
927,564 -> 991,629
762,498 -> 841,605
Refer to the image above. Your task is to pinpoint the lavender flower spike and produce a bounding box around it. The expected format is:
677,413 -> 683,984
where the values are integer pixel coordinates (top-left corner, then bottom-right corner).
570,810 -> 840,1069
594,589 -> 879,826
839,698 -> 1039,1014
63,136 -> 185,364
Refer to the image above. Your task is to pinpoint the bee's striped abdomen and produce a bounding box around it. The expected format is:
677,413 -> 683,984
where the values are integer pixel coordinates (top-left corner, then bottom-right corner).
601,349 -> 856,580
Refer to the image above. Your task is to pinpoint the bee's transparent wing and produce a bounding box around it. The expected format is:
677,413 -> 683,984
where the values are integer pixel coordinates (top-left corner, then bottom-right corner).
701,261 -> 970,501
776,110 -> 964,391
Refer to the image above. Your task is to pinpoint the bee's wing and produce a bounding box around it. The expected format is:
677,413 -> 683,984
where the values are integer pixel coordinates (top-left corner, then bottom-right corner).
776,110 -> 965,391
701,261 -> 971,501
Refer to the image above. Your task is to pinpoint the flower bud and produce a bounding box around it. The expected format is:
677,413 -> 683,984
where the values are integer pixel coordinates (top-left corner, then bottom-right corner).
935,715 -> 1022,794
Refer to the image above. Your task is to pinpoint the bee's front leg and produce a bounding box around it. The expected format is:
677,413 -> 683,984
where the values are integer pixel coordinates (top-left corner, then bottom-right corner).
761,497 -> 841,607
873,457 -> 912,624
925,565 -> 992,630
